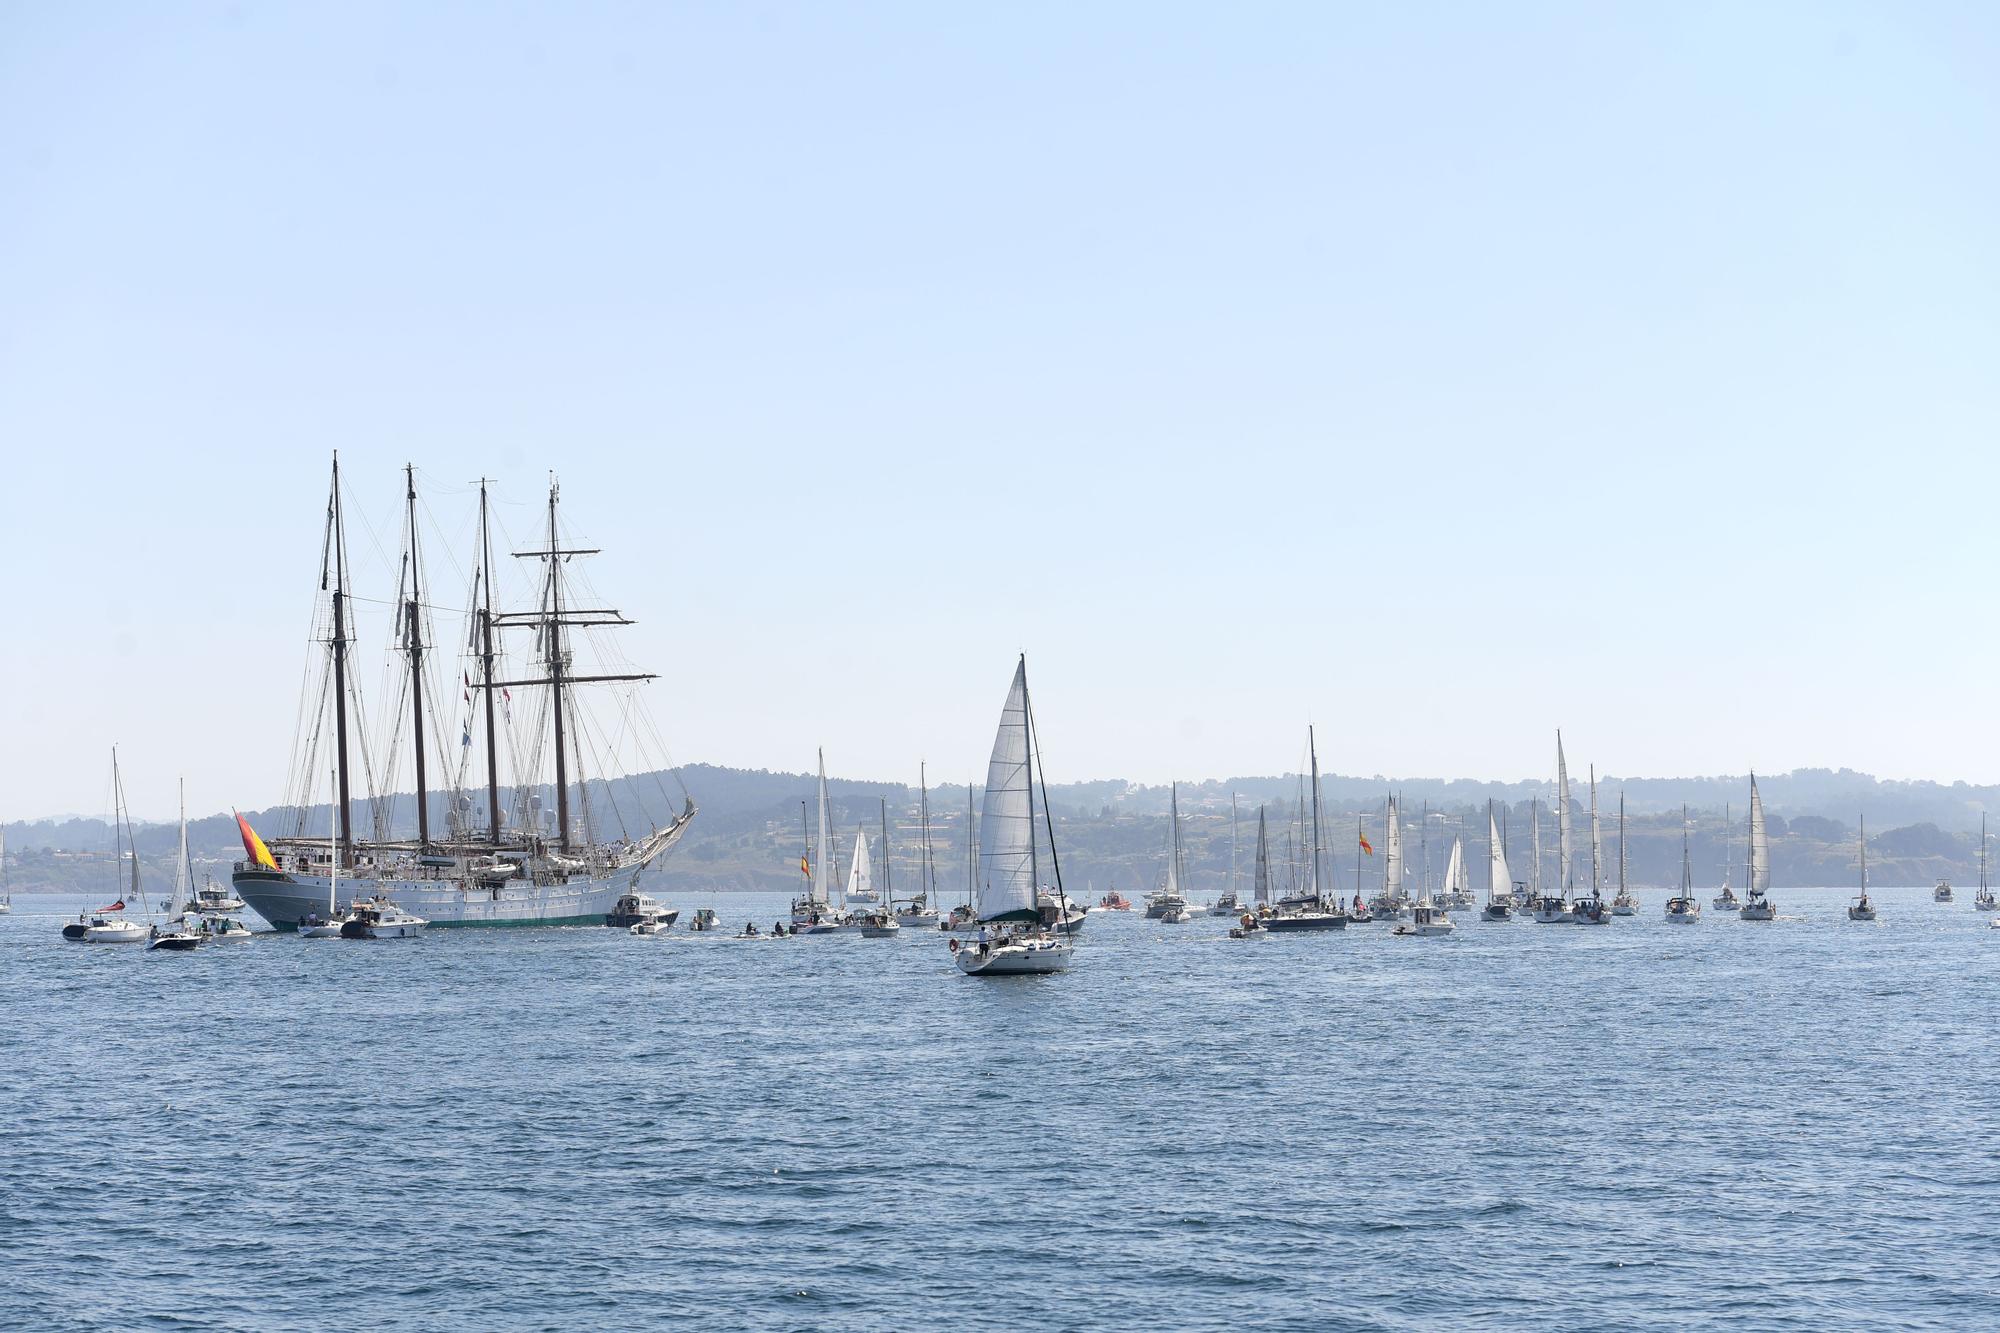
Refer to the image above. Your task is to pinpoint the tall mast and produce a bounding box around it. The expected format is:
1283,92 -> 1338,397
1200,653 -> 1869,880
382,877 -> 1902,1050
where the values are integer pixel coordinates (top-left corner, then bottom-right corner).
879,797 -> 893,901
1022,657 -> 1039,904
546,483 -> 571,849
477,479 -> 503,842
403,464 -> 432,849
1680,804 -> 1692,894
965,783 -> 976,910
1982,813 -> 1988,895
1308,726 -> 1325,903
327,455 -> 353,866
1230,792 -> 1239,897
1531,796 -> 1541,896
1618,791 -> 1627,895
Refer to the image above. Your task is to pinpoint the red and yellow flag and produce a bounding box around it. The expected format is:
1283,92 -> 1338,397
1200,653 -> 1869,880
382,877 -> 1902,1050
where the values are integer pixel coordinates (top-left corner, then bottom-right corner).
801,854 -> 811,879
1358,833 -> 1374,855
234,810 -> 277,870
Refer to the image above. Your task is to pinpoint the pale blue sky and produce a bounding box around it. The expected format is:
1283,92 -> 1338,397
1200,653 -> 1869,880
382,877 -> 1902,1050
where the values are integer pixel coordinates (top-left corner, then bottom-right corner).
3,2 -> 1998,818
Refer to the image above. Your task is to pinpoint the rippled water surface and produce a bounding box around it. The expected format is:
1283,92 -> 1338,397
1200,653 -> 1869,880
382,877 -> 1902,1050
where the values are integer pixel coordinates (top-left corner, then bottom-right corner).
4,886 -> 1998,1330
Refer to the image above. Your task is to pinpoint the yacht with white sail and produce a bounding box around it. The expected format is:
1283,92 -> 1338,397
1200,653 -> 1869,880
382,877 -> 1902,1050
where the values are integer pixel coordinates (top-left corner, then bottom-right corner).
1739,775 -> 1776,921
1533,735 -> 1575,923
233,460 -> 695,932
950,657 -> 1076,976
1439,832 -> 1475,912
1210,794 -> 1246,916
1393,843 -> 1455,936
64,750 -> 150,944
1369,795 -> 1410,921
893,767 -> 943,928
1713,802 -> 1740,911
149,785 -> 205,952
793,753 -> 848,933
1849,816 -> 1877,921
1153,784 -> 1192,925
859,801 -> 902,937
1665,805 -> 1701,924
1573,766 -> 1610,925
1481,804 -> 1514,921
1611,792 -> 1637,916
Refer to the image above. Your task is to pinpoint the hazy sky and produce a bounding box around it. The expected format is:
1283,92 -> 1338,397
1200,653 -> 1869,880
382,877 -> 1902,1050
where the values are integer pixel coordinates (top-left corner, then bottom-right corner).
4,2 -> 1998,819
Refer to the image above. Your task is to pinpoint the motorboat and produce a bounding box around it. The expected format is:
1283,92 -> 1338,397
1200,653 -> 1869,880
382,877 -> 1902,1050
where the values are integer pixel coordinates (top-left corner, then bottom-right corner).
938,903 -> 979,934
1263,897 -> 1348,932
894,903 -> 941,929
1935,879 -> 1954,903
1038,891 -> 1088,935
1392,902 -> 1454,937
688,907 -> 720,932
860,912 -> 902,939
297,911 -> 346,939
1228,912 -> 1266,940
191,877 -> 247,914
147,920 -> 202,951
1207,889 -> 1244,917
1143,888 -> 1188,920
629,918 -> 671,938
605,892 -> 679,930
1572,894 -> 1610,926
339,897 -> 429,939
192,914 -> 253,940
1158,903 -> 1192,924
1097,890 -> 1133,911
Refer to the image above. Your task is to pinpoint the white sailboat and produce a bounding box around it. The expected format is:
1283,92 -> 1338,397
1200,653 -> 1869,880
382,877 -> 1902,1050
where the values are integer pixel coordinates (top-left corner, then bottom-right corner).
1533,735 -> 1575,923
1666,804 -> 1701,923
148,783 -> 205,952
895,766 -> 943,928
1264,729 -> 1347,931
300,765 -> 348,937
1574,766 -> 1610,924
1210,793 -> 1245,916
64,750 -> 149,944
1394,828 -> 1455,937
951,657 -> 1075,976
1155,784 -> 1192,924
860,801 -> 901,937
794,752 -> 846,933
1740,775 -> 1776,920
1230,807 -> 1270,939
1370,795 -> 1408,919
1849,816 -> 1877,921
1713,802 -> 1740,911
1481,803 -> 1514,921
1611,792 -> 1638,915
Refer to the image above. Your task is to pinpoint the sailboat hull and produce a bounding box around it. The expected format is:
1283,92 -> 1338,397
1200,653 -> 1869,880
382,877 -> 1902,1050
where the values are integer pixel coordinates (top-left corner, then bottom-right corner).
952,936 -> 1073,975
233,868 -> 631,931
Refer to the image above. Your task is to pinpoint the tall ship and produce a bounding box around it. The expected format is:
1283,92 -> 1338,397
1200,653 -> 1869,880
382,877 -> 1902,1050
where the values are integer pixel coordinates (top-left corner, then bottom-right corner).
233,456 -> 695,929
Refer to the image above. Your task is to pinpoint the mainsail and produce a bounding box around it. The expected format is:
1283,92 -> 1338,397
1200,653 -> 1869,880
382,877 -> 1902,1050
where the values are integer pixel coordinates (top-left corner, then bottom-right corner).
1749,775 -> 1770,894
975,659 -> 1038,923
845,823 -> 874,904
1384,795 -> 1403,898
1164,783 -> 1184,898
1253,806 -> 1271,904
1488,807 -> 1512,903
813,751 -> 833,907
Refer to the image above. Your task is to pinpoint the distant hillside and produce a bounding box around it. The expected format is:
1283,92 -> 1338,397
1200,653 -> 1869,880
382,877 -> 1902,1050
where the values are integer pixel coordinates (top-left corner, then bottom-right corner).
5,762 -> 1995,897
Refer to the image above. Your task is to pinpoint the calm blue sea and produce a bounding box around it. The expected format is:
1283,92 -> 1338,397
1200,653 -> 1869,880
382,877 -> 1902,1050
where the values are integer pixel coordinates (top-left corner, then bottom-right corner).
3,885 -> 1996,1331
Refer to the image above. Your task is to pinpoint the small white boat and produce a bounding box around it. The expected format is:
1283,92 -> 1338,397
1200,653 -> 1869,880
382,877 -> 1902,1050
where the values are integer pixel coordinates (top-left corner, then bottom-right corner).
606,892 -> 679,930
76,915 -> 147,944
1935,879 -> 1954,903
1738,777 -> 1777,920
1572,894 -> 1610,925
1158,904 -> 1192,924
1713,888 -> 1741,912
629,918 -> 671,937
298,914 -> 346,939
1665,896 -> 1700,924
860,912 -> 902,939
147,921 -> 202,951
191,877 -> 246,914
68,750 -> 152,944
1531,897 -> 1573,924
192,914 -> 253,940
952,931 -> 1073,974
1392,902 -> 1454,937
339,897 -> 428,939
688,907 -> 721,932
1481,806 -> 1514,921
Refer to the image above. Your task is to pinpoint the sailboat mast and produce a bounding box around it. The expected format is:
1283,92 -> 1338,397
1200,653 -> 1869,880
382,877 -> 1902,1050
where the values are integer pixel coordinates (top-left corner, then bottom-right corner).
1982,813 -> 1988,894
1022,658 -> 1039,902
879,798 -> 893,901
1230,792 -> 1239,897
1618,791 -> 1627,894
546,481 -> 573,850
1531,796 -> 1540,896
965,784 -> 976,910
403,465 -> 432,849
1680,804 -> 1692,893
1308,727 -> 1325,903
920,763 -> 933,904
477,479 -> 503,842
327,455 -> 354,867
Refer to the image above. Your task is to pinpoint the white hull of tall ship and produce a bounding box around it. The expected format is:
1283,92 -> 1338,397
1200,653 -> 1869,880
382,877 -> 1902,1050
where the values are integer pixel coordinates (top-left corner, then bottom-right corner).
236,865 -> 642,931
952,934 -> 1073,975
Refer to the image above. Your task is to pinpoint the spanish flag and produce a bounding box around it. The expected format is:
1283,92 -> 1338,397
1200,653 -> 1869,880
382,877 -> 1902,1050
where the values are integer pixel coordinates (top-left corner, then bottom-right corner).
235,810 -> 277,870
801,854 -> 811,879
1358,833 -> 1374,855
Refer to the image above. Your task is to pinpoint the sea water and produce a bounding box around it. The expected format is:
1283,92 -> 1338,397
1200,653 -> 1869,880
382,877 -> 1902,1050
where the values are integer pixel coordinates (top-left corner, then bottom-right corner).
3,885 -> 1996,1330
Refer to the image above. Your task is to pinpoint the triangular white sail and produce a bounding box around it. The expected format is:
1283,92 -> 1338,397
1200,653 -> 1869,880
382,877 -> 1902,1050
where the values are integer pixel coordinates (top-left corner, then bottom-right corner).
813,750 -> 833,907
1163,783 -> 1183,898
1557,733 -> 1573,895
845,823 -> 874,903
1253,806 -> 1270,904
1589,768 -> 1602,895
1384,796 -> 1403,896
975,659 -> 1038,922
1488,809 -> 1512,903
1440,837 -> 1468,899
172,782 -> 190,917
1749,775 -> 1770,894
